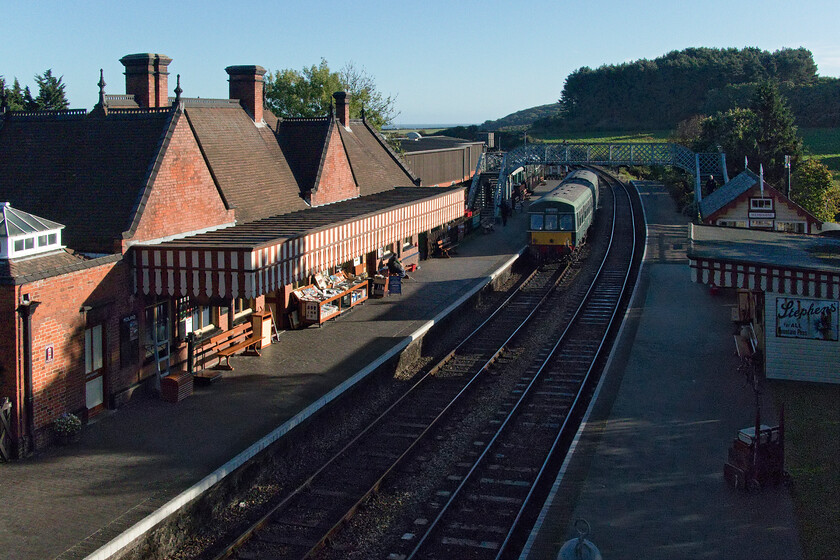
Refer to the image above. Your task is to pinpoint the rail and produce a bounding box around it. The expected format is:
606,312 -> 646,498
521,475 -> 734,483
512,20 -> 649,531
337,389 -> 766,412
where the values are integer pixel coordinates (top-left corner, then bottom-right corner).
405,168 -> 639,559
213,261 -> 572,559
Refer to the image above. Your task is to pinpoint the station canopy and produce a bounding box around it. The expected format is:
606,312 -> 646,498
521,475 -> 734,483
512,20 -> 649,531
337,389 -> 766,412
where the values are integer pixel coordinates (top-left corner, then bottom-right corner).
688,224 -> 840,298
135,186 -> 464,301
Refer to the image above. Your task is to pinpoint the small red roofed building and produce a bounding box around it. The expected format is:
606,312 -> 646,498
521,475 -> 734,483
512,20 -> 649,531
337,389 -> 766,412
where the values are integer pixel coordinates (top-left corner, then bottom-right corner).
699,169 -> 822,234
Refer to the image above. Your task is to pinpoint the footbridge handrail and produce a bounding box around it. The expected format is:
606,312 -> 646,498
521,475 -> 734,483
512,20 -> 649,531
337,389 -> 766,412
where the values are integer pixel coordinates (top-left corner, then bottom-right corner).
467,142 -> 728,210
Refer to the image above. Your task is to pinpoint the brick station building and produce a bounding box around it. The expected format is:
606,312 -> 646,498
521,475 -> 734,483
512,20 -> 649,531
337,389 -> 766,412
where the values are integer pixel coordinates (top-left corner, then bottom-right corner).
0,53 -> 465,456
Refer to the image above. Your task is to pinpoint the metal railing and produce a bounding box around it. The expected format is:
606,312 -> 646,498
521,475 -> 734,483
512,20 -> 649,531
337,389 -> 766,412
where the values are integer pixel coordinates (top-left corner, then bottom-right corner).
468,142 -> 727,210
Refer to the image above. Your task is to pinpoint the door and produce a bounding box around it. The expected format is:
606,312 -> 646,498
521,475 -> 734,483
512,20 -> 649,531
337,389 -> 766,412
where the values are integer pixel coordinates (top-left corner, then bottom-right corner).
84,324 -> 105,413
145,302 -> 170,376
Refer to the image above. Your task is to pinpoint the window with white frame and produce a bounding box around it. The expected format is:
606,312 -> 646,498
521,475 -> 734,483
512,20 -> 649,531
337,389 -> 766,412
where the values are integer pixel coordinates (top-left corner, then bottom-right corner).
775,221 -> 806,233
718,220 -> 748,228
233,298 -> 253,319
750,198 -> 773,210
177,297 -> 216,336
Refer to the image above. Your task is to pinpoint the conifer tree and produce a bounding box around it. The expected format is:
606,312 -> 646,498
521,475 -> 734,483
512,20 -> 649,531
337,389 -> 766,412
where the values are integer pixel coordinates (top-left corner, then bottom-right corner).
31,69 -> 68,110
751,80 -> 802,184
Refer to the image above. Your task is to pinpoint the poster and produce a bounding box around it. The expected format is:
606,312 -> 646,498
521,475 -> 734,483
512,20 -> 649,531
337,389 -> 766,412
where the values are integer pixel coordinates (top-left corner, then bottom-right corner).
776,297 -> 839,341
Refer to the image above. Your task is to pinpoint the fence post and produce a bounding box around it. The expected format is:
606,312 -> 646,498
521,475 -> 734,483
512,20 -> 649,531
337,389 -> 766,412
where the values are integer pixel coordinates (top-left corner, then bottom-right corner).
695,153 -> 702,203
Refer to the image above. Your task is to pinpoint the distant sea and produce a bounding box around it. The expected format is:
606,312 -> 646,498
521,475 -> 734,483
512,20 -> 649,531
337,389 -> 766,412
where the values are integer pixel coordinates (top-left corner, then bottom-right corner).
384,123 -> 475,130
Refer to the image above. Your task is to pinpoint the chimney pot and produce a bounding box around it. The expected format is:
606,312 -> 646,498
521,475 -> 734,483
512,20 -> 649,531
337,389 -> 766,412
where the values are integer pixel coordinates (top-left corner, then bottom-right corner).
226,65 -> 267,124
119,53 -> 172,108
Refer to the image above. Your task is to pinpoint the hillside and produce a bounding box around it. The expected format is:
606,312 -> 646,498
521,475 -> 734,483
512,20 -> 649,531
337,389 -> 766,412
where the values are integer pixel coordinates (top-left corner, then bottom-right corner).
529,46 -> 839,131
480,103 -> 560,130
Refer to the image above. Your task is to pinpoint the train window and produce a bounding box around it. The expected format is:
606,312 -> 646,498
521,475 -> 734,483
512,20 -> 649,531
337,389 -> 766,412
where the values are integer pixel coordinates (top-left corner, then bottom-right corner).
559,214 -> 573,230
544,214 -> 558,230
530,214 -> 544,231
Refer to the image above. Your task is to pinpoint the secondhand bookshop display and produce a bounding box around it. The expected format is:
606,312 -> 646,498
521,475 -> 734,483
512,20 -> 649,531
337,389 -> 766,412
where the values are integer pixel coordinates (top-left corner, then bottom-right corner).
291,271 -> 369,326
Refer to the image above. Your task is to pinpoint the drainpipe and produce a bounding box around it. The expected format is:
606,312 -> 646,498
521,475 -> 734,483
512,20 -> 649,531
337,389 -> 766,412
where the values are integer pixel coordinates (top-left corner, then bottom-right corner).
16,299 -> 40,455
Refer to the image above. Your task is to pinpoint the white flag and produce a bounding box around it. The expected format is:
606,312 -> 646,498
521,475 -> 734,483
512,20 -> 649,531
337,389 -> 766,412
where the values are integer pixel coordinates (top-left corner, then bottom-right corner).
745,156 -> 748,169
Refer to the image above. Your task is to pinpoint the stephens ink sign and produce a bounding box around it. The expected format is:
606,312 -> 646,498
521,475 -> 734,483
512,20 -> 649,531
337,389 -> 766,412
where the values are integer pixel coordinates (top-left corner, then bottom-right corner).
776,297 -> 839,341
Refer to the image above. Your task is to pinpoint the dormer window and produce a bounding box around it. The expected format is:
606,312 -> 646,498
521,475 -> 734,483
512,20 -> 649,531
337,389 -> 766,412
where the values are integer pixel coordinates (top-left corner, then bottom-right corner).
0,202 -> 65,260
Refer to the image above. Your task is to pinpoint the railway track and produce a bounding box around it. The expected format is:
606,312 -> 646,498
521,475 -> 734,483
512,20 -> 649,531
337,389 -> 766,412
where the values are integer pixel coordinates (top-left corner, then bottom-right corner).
212,169 -> 642,560
215,251 -> 576,559
382,168 -> 641,560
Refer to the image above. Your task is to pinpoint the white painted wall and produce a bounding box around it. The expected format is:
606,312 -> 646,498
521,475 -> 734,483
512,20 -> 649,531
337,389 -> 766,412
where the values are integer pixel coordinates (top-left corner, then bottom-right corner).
765,294 -> 840,383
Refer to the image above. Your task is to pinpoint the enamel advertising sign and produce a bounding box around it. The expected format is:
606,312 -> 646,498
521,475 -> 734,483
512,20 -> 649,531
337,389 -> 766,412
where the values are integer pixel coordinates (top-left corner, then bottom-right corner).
776,297 -> 839,341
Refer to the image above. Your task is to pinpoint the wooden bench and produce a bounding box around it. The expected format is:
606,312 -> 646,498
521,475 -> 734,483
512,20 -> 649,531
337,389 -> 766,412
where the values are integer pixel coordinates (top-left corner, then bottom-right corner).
195,322 -> 260,374
436,238 -> 458,258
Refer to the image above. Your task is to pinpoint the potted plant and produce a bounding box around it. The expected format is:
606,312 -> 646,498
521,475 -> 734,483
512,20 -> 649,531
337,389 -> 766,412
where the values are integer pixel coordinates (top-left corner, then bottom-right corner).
53,412 -> 82,445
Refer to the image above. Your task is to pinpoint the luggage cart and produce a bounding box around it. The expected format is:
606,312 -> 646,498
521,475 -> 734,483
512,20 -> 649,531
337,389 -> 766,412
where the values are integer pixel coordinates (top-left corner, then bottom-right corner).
723,405 -> 792,493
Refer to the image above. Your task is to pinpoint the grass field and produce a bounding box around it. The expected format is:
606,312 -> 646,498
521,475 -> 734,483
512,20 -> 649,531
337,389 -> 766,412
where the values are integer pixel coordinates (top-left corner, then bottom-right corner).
767,380 -> 840,560
530,130 -> 672,143
800,127 -> 840,185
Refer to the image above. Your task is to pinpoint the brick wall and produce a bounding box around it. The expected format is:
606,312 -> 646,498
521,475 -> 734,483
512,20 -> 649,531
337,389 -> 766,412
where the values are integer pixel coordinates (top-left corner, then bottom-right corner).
131,115 -> 234,244
310,124 -> 358,207
6,259 -> 139,448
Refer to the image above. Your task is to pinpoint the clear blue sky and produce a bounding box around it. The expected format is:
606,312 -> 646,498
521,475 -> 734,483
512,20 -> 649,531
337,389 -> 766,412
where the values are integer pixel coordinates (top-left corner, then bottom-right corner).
3,0 -> 839,125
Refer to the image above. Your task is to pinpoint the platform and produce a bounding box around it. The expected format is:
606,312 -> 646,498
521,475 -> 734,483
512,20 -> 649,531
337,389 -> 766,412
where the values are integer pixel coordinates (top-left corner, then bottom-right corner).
0,187 -> 544,560
520,181 -> 802,559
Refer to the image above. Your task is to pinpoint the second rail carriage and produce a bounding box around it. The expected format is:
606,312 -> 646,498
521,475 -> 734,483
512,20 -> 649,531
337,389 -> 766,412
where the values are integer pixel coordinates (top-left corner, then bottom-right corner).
528,169 -> 599,260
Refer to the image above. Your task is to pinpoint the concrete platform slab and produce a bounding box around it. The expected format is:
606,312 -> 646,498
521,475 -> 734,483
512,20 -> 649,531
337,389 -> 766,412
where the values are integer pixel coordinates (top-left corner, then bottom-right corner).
521,182 -> 802,560
0,193 -> 547,560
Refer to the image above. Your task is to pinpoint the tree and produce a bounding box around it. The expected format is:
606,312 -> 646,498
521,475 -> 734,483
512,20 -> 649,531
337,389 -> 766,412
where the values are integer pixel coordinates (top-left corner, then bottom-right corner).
1,70 -> 68,111
751,80 -> 802,184
338,61 -> 398,129
696,81 -> 802,186
31,69 -> 68,110
791,159 -> 840,222
1,77 -> 29,111
671,114 -> 705,147
264,59 -> 398,129
696,108 -> 758,178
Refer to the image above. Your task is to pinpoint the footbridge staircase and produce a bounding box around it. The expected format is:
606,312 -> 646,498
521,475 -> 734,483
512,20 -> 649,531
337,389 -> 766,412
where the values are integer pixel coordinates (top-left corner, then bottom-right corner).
466,142 -> 728,214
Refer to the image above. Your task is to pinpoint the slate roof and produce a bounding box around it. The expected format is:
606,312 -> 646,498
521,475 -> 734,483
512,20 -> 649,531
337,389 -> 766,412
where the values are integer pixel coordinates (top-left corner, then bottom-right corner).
688,224 -> 840,274
275,117 -> 333,195
154,186 -> 463,250
699,170 -> 759,218
0,250 -> 121,285
0,203 -> 64,237
399,135 -> 478,153
0,108 -> 174,253
338,119 -> 416,195
184,105 -> 308,224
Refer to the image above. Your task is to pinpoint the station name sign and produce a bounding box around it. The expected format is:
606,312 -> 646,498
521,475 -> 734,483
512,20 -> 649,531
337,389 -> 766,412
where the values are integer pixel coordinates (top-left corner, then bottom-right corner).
776,297 -> 839,341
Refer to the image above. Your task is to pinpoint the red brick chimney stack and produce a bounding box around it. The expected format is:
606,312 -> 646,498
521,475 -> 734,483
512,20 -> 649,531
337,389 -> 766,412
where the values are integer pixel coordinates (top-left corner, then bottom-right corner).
120,53 -> 172,108
225,65 -> 267,124
333,91 -> 350,128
